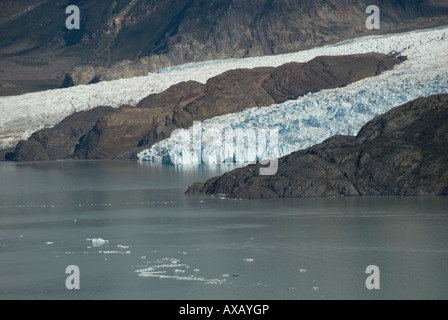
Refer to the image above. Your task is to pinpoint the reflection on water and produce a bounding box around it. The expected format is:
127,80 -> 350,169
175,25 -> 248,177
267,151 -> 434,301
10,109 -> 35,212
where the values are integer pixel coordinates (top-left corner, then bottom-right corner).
0,161 -> 447,300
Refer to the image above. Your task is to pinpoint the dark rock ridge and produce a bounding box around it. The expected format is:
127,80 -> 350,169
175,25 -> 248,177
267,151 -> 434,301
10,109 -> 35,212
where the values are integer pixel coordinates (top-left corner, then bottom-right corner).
1,0 -> 447,95
5,53 -> 402,161
186,94 -> 448,198
5,106 -> 115,161
0,148 -> 14,161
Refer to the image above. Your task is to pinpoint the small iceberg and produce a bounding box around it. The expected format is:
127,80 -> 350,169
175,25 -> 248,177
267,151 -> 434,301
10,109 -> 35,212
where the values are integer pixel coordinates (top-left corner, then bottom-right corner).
90,238 -> 109,247
99,251 -> 131,255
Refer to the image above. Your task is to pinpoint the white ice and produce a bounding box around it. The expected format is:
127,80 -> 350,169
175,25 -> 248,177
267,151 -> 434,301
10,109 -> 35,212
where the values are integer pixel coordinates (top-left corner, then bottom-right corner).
89,238 -> 109,247
134,258 -> 225,284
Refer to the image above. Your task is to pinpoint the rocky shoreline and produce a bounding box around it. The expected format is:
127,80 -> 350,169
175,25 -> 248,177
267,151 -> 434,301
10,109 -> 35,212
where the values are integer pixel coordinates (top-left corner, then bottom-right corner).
186,94 -> 448,198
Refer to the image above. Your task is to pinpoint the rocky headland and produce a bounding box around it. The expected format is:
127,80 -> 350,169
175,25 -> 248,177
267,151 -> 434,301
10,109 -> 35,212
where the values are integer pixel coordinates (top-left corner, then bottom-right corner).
186,94 -> 448,198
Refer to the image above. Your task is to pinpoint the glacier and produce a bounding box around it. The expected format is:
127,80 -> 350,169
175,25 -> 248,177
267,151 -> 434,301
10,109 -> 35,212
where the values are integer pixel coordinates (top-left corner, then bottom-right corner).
139,26 -> 448,164
1,26 -> 447,156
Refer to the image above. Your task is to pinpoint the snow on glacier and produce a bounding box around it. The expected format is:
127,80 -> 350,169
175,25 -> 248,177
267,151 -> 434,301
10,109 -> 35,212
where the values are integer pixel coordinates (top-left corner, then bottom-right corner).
139,26 -> 448,164
1,26 -> 447,149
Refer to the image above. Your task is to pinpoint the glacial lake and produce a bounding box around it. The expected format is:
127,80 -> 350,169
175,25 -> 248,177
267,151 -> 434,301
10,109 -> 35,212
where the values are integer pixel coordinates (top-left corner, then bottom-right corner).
0,160 -> 447,300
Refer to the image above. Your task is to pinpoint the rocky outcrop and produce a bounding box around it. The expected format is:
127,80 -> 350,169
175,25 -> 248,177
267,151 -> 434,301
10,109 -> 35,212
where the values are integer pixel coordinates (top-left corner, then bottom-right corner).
4,53 -> 402,161
0,148 -> 14,161
1,0 -> 447,94
186,94 -> 448,198
6,106 -> 115,161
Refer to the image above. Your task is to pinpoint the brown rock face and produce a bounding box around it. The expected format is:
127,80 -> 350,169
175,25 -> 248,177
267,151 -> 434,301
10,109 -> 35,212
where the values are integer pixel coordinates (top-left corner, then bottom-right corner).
264,54 -> 401,103
186,94 -> 448,198
10,140 -> 50,162
7,106 -> 115,161
0,147 -> 16,161
73,53 -> 402,160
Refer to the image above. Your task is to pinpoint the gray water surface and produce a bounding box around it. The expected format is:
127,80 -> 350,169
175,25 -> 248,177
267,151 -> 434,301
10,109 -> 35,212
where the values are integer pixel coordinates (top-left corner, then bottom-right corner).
0,161 -> 447,300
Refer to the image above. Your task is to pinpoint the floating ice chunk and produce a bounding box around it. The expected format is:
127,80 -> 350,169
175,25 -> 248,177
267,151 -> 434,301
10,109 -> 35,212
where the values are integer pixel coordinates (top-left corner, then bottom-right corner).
91,238 -> 109,246
45,242 -> 54,245
117,245 -> 130,249
244,258 -> 255,263
299,269 -> 307,273
135,257 -> 226,284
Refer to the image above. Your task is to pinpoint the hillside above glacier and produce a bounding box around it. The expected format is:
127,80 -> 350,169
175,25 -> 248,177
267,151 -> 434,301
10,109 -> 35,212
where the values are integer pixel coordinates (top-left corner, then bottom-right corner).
2,0 -> 447,95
